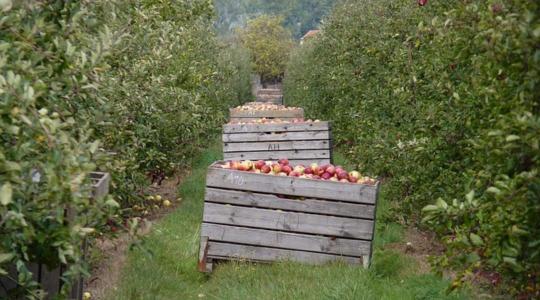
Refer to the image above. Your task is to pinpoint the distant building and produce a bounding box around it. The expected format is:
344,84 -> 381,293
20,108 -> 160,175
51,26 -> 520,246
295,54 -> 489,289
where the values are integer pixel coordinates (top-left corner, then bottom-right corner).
300,30 -> 320,45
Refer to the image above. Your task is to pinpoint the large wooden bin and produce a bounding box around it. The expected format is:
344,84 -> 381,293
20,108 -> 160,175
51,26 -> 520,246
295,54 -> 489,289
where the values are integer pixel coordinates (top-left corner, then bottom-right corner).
198,162 -> 379,272
229,106 -> 304,123
0,172 -> 110,300
222,121 -> 333,166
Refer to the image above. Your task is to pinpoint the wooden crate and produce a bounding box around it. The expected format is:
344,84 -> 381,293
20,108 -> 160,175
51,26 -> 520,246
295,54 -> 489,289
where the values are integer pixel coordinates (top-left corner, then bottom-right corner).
198,163 -> 379,272
256,89 -> 283,105
229,107 -> 304,123
0,172 -> 110,300
223,121 -> 332,166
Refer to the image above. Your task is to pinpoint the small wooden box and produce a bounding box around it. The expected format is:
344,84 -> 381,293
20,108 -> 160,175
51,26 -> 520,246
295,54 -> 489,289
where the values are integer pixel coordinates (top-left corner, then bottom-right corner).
223,121 -> 332,166
198,163 -> 379,272
0,172 -> 110,300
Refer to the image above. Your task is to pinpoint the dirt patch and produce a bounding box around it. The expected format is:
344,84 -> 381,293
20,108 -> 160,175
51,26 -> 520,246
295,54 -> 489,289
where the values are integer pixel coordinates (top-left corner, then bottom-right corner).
385,226 -> 444,274
84,174 -> 184,299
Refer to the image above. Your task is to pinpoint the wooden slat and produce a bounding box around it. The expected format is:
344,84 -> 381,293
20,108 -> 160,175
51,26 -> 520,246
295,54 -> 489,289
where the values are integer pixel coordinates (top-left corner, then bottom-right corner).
223,150 -> 330,161
204,188 -> 375,219
280,159 -> 331,166
230,117 -> 298,122
223,122 -> 329,133
257,89 -> 282,95
203,203 -> 374,239
223,140 -> 330,152
207,242 -> 361,265
202,223 -> 371,257
40,265 -> 61,298
223,131 -> 330,143
206,166 -> 378,204
229,108 -> 304,118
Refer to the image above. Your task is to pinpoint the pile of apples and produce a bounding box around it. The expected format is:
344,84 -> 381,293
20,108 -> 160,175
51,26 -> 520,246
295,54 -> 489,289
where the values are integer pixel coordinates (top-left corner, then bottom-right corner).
232,102 -> 301,111
228,118 -> 321,125
220,159 -> 377,185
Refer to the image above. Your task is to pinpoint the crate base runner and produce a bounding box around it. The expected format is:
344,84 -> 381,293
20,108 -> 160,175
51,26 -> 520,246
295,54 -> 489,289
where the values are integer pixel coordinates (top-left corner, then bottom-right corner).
198,163 -> 379,273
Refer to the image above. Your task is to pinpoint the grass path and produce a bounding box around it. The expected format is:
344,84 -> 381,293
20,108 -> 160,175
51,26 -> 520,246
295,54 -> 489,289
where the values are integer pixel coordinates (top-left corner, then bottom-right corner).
108,140 -> 470,300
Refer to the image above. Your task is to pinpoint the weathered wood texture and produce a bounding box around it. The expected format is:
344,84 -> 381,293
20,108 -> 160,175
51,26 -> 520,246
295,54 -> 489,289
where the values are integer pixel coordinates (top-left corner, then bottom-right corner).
199,164 -> 379,272
223,121 -> 332,165
0,172 -> 110,300
229,107 -> 304,120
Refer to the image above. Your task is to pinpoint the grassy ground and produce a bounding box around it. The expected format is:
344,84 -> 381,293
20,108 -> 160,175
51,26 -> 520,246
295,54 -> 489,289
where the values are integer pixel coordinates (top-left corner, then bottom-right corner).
108,140 -> 470,300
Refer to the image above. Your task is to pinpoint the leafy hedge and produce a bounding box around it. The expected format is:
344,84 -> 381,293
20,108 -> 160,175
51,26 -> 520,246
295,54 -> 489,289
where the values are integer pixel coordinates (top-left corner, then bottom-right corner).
1,0 -> 250,297
284,0 -> 539,295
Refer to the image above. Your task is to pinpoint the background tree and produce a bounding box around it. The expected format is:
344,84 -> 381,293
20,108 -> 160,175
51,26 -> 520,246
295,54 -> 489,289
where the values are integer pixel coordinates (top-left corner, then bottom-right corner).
237,15 -> 294,85
214,0 -> 335,39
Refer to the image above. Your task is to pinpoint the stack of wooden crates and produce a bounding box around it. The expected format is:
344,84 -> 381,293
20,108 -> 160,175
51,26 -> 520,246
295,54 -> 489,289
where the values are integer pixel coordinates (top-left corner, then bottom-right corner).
197,97 -> 379,272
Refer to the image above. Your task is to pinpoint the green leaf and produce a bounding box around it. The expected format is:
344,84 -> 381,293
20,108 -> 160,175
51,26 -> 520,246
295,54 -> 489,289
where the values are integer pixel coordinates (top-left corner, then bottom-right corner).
422,204 -> 439,212
465,190 -> 474,203
435,198 -> 448,210
470,233 -> 484,246
486,186 -> 501,195
105,198 -> 120,208
0,253 -> 14,264
0,182 -> 13,205
505,135 -> 520,142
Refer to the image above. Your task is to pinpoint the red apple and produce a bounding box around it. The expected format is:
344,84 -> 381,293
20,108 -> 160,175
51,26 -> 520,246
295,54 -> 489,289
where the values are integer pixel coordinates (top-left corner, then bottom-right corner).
272,163 -> 282,174
335,166 -> 345,175
304,167 -> 313,175
337,171 -> 349,180
261,165 -> 271,174
278,158 -> 289,166
326,165 -> 336,176
320,164 -> 330,172
281,165 -> 292,175
231,161 -> 241,170
310,163 -> 319,173
321,172 -> 332,180
289,171 -> 300,177
255,160 -> 265,170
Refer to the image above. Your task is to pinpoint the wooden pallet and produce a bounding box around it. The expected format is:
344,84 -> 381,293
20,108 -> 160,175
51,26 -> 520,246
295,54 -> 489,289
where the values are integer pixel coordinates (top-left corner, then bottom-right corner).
0,172 -> 110,300
229,107 -> 304,123
223,121 -> 332,166
198,163 -> 379,272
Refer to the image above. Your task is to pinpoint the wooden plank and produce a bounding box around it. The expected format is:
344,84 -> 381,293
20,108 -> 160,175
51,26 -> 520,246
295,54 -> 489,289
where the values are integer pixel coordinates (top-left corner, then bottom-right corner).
201,223 -> 371,257
206,166 -> 378,204
204,188 -> 375,219
230,117 -> 299,122
229,108 -> 304,118
223,140 -> 330,152
203,203 -> 374,239
40,265 -> 61,299
257,89 -> 282,95
223,122 -> 329,133
207,242 -> 361,265
223,150 -> 330,161
223,131 -> 330,143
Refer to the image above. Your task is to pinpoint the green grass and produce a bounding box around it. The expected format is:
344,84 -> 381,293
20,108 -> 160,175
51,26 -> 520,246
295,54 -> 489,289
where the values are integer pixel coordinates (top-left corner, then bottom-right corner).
109,141 -> 469,300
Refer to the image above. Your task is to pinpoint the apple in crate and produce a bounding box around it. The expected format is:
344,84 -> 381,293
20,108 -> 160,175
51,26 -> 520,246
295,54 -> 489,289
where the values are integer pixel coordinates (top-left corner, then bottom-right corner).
255,160 -> 266,170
